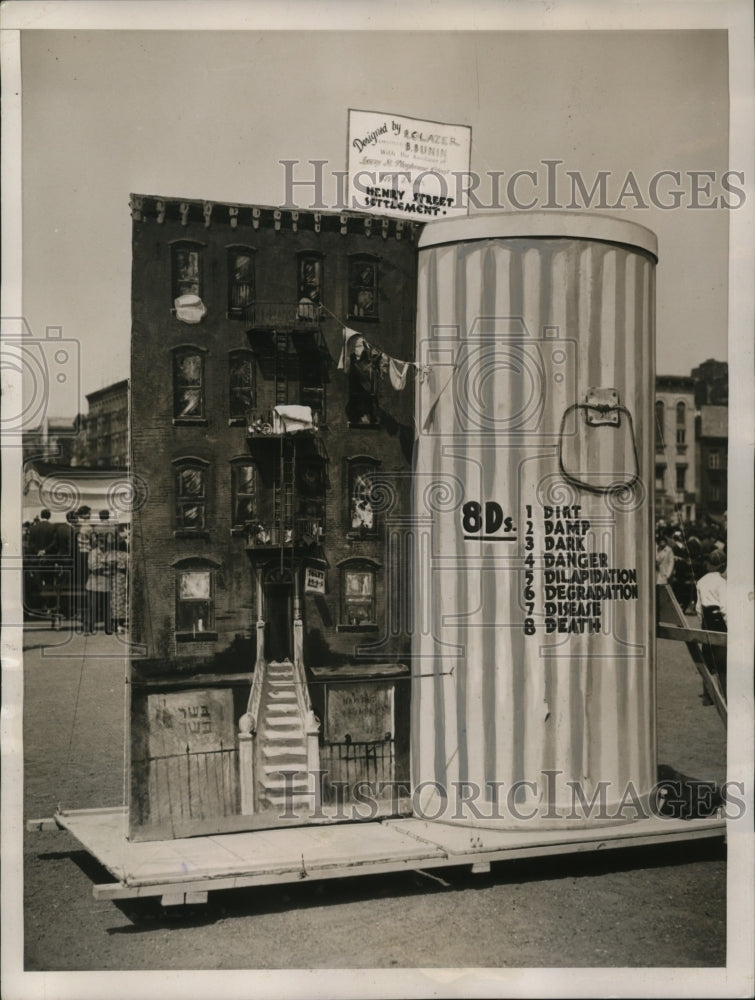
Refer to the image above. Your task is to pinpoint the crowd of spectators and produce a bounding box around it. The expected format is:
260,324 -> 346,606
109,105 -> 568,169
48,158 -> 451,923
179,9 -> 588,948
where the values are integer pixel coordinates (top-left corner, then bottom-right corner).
23,506 -> 130,634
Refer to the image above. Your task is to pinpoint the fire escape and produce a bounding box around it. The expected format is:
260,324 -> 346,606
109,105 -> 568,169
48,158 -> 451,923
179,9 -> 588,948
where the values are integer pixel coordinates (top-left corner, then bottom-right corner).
238,301 -> 331,819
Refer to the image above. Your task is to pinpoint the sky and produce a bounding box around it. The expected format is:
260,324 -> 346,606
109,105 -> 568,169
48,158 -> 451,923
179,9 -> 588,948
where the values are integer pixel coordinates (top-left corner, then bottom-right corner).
15,24 -> 735,419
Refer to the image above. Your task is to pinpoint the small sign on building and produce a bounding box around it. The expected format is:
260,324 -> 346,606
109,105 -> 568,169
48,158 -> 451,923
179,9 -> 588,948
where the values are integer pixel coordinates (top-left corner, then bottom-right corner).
347,109 -> 471,221
304,566 -> 326,595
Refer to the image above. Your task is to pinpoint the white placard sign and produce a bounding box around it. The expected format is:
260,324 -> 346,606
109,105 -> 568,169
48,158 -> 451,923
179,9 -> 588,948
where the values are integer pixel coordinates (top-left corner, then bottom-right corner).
304,566 -> 326,595
347,109 -> 471,220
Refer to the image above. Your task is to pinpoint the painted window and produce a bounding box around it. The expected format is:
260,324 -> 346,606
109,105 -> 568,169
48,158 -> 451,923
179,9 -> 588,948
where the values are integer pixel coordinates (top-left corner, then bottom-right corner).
172,242 -> 203,300
297,253 -> 323,315
348,255 -> 379,320
176,569 -> 214,636
341,561 -> 377,626
173,347 -> 206,422
347,456 -> 381,536
228,247 -> 255,317
174,458 -> 208,534
229,351 -> 255,423
231,461 -> 257,529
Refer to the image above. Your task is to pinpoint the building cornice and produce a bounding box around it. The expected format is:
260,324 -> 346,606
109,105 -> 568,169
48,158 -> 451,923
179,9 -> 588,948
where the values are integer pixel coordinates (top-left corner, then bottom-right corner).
129,194 -> 420,242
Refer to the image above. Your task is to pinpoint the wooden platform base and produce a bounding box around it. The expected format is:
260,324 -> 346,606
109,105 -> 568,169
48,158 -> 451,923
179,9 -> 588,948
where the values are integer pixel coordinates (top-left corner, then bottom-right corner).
27,806 -> 726,905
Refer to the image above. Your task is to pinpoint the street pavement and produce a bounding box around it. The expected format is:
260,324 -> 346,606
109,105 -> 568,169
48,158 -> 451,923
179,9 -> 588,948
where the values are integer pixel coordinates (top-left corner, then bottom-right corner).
16,621 -> 729,973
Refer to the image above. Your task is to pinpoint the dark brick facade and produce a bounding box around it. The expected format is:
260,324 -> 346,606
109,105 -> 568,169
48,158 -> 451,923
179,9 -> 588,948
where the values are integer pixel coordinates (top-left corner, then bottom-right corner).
129,195 -> 420,826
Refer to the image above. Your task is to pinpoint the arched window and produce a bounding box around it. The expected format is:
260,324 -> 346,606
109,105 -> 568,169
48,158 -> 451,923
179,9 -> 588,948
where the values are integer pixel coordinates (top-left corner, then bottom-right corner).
676,401 -> 686,445
172,346 -> 207,423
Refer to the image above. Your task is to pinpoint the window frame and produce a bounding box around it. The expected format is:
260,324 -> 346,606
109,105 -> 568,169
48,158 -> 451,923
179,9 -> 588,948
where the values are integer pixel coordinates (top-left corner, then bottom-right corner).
297,251 -> 324,310
171,240 -> 205,303
347,253 -> 380,322
346,455 -> 382,538
172,345 -> 208,426
227,245 -> 256,319
337,558 -> 381,632
346,334 -> 381,428
654,400 -> 665,451
174,559 -> 218,642
228,349 -> 256,426
173,456 -> 210,539
230,458 -> 258,534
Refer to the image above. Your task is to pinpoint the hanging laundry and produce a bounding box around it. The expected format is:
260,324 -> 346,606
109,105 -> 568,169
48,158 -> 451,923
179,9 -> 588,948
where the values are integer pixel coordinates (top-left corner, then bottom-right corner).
174,294 -> 207,324
389,358 -> 410,391
273,404 -> 315,434
337,327 -> 364,372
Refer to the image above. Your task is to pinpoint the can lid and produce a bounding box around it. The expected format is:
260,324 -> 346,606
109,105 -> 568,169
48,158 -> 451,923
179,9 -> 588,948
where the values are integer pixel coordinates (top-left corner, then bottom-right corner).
417,210 -> 658,259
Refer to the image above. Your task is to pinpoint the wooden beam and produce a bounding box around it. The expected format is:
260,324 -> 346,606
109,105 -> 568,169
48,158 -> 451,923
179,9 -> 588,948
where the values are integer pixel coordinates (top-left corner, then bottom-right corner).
657,584 -> 727,725
657,625 -> 727,647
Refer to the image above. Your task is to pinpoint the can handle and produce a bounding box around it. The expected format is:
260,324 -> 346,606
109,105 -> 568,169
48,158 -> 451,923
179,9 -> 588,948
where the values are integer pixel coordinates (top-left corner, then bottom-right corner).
558,392 -> 641,495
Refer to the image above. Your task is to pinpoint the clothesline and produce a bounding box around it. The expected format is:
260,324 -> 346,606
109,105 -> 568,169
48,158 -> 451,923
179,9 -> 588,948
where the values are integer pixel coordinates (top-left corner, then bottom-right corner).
311,299 -> 430,385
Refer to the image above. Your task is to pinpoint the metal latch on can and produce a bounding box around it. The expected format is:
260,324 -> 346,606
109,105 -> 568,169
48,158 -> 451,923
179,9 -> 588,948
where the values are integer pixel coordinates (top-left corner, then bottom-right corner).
584,387 -> 621,426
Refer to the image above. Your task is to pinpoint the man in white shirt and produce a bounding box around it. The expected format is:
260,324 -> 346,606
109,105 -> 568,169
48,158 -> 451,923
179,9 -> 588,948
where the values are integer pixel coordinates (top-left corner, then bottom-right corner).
696,549 -> 727,698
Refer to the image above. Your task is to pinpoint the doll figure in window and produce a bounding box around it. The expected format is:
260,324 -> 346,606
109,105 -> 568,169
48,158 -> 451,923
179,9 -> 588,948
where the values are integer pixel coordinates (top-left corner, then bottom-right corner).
346,337 -> 380,424
353,288 -> 374,318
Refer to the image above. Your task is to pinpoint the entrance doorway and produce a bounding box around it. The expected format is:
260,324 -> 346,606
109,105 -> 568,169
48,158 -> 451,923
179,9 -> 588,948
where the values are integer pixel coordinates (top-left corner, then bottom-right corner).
264,567 -> 293,661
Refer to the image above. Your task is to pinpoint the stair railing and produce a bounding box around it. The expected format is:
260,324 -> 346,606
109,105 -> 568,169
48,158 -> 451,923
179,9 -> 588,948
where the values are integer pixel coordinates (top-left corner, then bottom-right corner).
292,618 -> 322,811
238,623 -> 267,815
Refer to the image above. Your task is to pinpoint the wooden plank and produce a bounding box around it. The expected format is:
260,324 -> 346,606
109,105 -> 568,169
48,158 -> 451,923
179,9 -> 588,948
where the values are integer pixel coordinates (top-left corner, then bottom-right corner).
657,583 -> 726,725
90,817 -> 726,901
26,817 -> 63,832
55,803 -> 727,904
387,815 -> 725,855
657,624 -> 727,647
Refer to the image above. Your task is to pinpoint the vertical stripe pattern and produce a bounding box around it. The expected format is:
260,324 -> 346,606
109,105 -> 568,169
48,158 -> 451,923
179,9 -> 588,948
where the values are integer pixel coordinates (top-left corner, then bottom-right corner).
412,234 -> 656,825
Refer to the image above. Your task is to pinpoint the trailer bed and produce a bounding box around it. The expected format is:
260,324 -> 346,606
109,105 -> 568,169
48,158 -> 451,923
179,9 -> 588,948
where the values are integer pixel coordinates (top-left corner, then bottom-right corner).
27,806 -> 726,904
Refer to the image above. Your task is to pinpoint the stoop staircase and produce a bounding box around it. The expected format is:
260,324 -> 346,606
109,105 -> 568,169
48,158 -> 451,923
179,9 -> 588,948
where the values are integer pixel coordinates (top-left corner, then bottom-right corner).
257,659 -> 312,813
238,620 -> 322,820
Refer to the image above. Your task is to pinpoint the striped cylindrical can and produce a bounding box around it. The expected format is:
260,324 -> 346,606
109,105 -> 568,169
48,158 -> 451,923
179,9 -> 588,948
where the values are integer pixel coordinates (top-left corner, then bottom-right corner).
412,212 -> 658,827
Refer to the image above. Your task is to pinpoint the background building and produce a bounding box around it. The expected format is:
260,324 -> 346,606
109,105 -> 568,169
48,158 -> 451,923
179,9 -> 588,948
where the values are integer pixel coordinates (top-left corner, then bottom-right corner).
654,361 -> 728,525
129,194 -> 418,838
22,414 -> 80,466
655,375 -> 697,523
81,378 -> 129,467
696,404 -> 728,519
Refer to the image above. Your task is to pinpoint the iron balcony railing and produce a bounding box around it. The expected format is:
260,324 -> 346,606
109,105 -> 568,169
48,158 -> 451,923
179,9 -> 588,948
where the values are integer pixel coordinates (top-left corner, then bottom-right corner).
245,517 -> 324,549
244,301 -> 323,329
